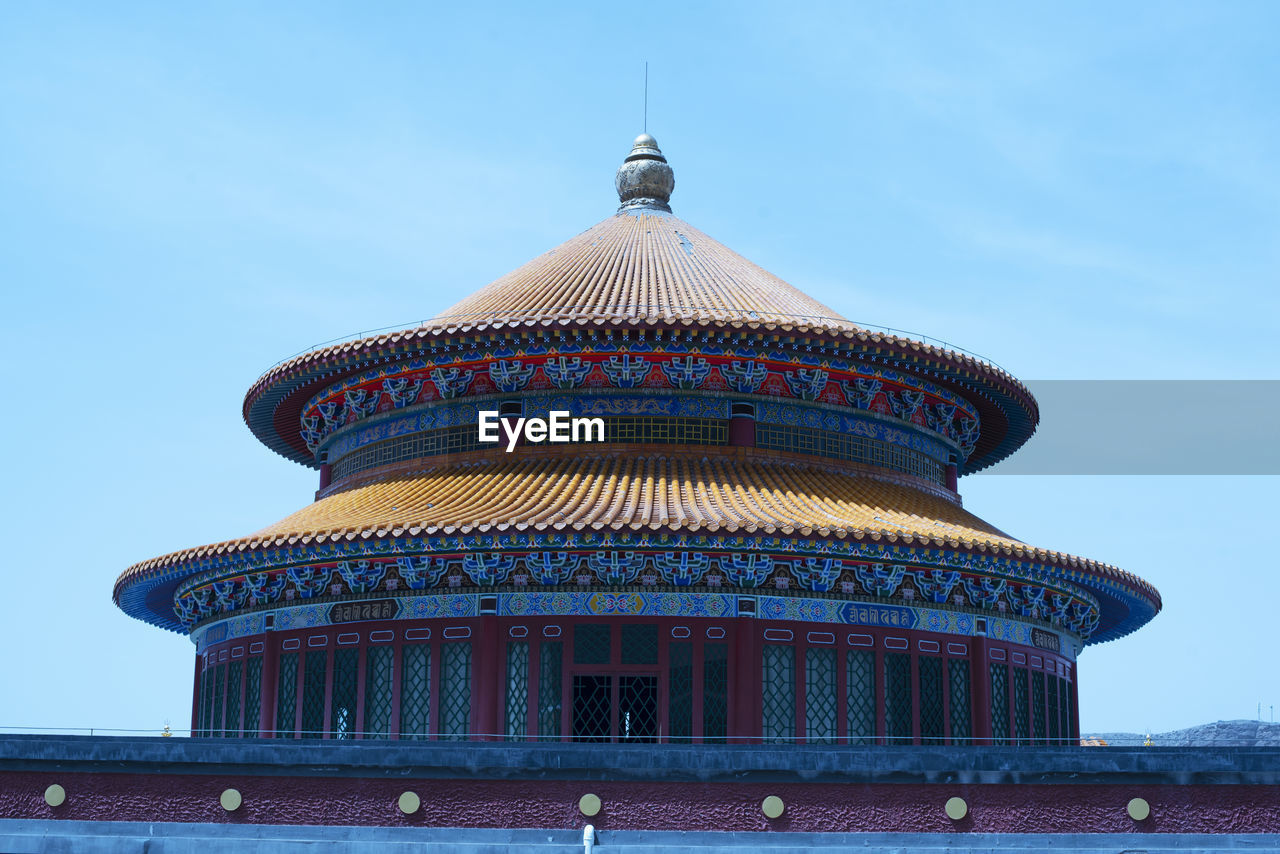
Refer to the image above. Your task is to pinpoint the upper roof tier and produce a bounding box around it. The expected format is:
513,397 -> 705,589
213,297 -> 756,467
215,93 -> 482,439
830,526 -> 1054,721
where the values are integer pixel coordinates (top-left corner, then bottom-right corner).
431,207 -> 853,330
432,135 -> 854,330
243,135 -> 1039,471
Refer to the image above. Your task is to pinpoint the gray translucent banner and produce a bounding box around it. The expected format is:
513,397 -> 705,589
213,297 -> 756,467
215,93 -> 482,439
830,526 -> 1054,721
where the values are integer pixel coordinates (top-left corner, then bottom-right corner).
978,381 -> 1279,475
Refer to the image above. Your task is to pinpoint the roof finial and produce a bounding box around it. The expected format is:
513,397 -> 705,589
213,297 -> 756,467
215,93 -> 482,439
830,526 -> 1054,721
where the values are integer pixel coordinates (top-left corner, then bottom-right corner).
615,133 -> 674,213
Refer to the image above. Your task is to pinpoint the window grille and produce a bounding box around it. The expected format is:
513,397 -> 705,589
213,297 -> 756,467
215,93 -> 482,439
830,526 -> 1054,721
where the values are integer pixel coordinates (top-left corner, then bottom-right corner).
275,652 -> 298,739
211,663 -> 226,737
572,675 -> 611,743
884,653 -> 912,743
606,417 -> 727,446
301,651 -> 327,739
919,656 -> 944,745
330,648 -> 358,739
703,643 -> 728,744
619,675 -> 658,742
399,644 -> 431,740
538,641 -> 563,738
330,418 -> 728,481
224,661 -> 243,738
1013,667 -> 1030,746
846,650 -> 876,745
805,648 -> 837,744
989,663 -> 1009,745
761,644 -> 796,743
243,657 -> 263,737
755,423 -> 944,484
668,642 -> 693,742
947,658 -> 971,745
574,624 -> 611,665
505,641 -> 530,740
439,642 -> 472,740
363,646 -> 393,738
1032,671 -> 1046,745
620,624 -> 659,665
331,425 -> 484,480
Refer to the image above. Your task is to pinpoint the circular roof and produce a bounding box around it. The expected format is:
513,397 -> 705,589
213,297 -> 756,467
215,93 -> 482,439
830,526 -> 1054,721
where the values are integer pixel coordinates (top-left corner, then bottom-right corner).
242,136 -> 1038,471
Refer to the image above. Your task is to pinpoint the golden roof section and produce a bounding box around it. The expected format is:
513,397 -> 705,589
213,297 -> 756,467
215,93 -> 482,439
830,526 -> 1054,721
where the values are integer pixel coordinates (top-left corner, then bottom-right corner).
118,455 -> 1156,606
428,210 -> 859,331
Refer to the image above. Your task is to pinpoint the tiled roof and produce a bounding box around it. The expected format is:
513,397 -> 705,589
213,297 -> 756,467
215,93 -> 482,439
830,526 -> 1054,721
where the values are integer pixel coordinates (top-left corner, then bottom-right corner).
117,454 -> 1157,609
429,209 -> 856,330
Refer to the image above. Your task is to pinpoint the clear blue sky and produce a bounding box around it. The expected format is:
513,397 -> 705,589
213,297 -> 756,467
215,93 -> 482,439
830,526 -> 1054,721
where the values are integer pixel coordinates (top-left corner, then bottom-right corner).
2,2 -> 1277,734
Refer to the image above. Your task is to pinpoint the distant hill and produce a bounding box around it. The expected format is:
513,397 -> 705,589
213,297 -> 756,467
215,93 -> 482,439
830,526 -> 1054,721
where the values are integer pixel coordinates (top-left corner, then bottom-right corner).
1083,719 -> 1280,747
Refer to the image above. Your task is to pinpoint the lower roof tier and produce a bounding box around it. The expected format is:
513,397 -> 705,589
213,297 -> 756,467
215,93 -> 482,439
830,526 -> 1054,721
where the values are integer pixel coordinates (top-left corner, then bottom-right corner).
115,454 -> 1160,643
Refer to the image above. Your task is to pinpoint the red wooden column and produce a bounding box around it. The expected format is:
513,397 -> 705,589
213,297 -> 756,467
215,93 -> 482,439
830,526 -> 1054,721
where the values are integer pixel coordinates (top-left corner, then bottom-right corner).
353,639 -> 369,739
472,616 -> 501,741
972,634 -> 993,745
260,631 -> 280,737
728,408 -> 756,447
526,638 -> 541,743
731,616 -> 761,743
909,650 -> 921,746
794,643 -> 808,745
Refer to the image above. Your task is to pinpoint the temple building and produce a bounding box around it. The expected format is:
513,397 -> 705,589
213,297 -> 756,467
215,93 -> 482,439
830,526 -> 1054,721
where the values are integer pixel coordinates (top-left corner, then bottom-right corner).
113,134 -> 1160,748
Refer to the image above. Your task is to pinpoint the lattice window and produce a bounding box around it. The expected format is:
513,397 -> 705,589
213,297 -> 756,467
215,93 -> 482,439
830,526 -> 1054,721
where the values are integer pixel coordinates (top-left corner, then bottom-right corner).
505,641 -> 530,740
1047,675 -> 1060,744
243,657 -> 262,737
948,658 -> 971,745
275,652 -> 298,739
331,418 -> 729,481
668,642 -> 693,742
399,644 -> 431,740
804,648 -> 837,744
607,417 -> 727,446
331,425 -> 485,480
572,675 -> 611,743
574,624 -> 611,665
330,648 -> 358,739
538,641 -> 563,739
755,424 -> 944,484
703,643 -> 728,744
301,651 -> 327,739
989,663 -> 1009,745
761,644 -> 796,743
1013,667 -> 1030,746
620,624 -> 659,665
619,675 -> 658,742
1032,671 -> 1046,745
918,656 -> 943,745
224,661 -> 243,738
439,642 -> 472,740
884,653 -> 912,744
363,646 -> 394,738
211,663 -> 226,737
846,650 -> 875,745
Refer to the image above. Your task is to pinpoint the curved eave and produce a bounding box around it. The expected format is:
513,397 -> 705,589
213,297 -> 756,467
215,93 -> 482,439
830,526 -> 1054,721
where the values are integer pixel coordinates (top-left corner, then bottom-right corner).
116,457 -> 1154,638
242,320 -> 1037,471
114,521 -> 1159,639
